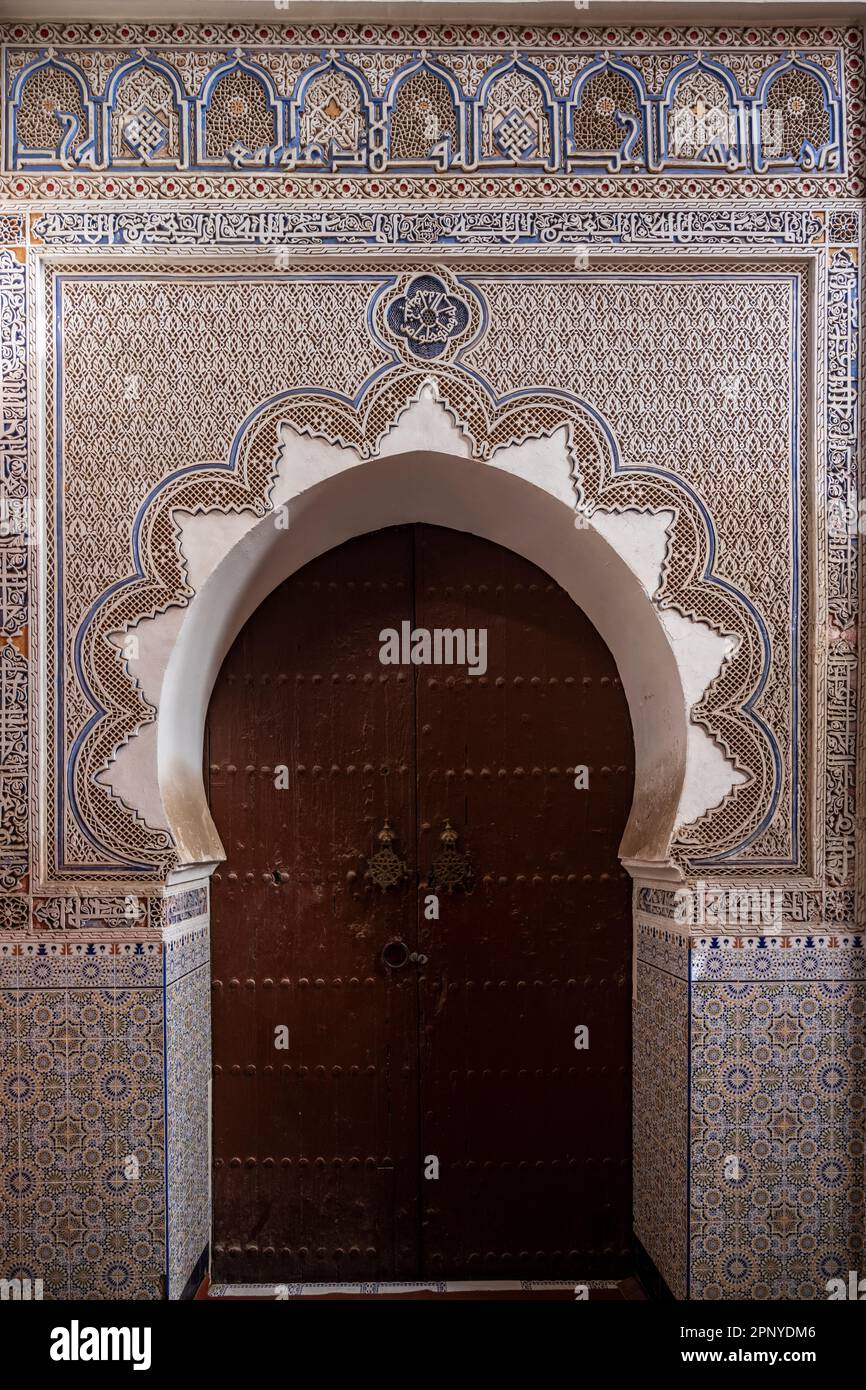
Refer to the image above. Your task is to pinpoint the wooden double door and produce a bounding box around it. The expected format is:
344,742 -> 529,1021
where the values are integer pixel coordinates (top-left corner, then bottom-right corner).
208,524 -> 634,1284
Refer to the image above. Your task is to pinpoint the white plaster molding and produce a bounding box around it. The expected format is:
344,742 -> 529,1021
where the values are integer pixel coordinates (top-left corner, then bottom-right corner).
377,380 -> 473,459
590,509 -> 746,826
96,717 -> 167,835
7,3 -> 861,27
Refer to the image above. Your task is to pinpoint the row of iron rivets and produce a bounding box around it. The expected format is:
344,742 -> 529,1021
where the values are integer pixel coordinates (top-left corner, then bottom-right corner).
295,579 -> 405,590
212,976 -> 612,988
211,1064 -> 622,1078
214,1156 -> 624,1171
423,583 -> 557,594
217,872 -> 623,883
212,977 -> 377,987
210,764 -> 627,776
214,1245 -> 378,1258
216,1156 -> 390,1168
212,1247 -> 620,1259
289,581 -> 555,593
223,674 -> 620,686
227,673 -> 406,684
432,675 -> 619,685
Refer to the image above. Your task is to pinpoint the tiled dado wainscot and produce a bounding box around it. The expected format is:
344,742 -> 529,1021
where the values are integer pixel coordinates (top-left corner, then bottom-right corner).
0,884 -> 210,1300
4,884 -> 861,1301
634,912 -> 866,1301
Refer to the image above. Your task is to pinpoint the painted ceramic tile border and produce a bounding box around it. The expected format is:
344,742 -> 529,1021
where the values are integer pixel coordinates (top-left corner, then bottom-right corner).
0,936 -> 164,989
691,931 -> 866,982
163,915 -> 210,987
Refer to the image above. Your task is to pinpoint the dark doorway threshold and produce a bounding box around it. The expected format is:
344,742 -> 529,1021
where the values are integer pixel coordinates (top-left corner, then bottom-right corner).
195,1275 -> 647,1300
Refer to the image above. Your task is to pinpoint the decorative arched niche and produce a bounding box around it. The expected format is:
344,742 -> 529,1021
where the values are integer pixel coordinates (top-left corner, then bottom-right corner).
82,370 -> 761,883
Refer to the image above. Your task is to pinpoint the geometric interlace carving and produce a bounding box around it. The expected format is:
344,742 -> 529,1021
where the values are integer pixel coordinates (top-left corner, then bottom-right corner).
44,262 -> 803,878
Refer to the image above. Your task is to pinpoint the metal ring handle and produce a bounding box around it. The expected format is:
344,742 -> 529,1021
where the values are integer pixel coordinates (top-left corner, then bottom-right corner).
381,939 -> 411,970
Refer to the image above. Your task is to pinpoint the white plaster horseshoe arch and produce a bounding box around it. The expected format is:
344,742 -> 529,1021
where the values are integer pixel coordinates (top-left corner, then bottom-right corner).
157,447 -> 688,872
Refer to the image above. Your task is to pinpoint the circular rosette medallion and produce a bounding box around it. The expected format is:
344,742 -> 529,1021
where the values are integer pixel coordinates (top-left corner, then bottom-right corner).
377,271 -> 481,363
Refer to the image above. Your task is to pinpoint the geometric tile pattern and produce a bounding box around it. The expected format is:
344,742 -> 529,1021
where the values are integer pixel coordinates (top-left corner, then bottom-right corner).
0,963 -> 165,1299
0,920 -> 212,1301
690,935 -> 866,1300
165,918 -> 210,1301
633,918 -> 690,1300
634,913 -> 866,1302
0,899 -> 215,1300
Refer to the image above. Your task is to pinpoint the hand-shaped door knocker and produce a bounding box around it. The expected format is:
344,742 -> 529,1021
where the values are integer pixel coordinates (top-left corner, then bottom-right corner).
366,819 -> 408,890
428,819 -> 472,893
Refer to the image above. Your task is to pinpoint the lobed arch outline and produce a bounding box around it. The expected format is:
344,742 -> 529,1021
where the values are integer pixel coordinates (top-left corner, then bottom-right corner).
470,55 -> 561,173
753,56 -> 842,173
194,55 -> 285,165
9,54 -> 98,168
655,57 -> 749,172
378,56 -> 468,171
566,59 -> 649,172
103,53 -> 191,168
69,366 -> 774,879
289,54 -> 373,169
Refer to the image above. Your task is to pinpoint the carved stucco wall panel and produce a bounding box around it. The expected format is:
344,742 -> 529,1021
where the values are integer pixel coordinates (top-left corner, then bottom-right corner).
97,398 -> 745,868
32,253 -> 815,885
108,407 -> 726,855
